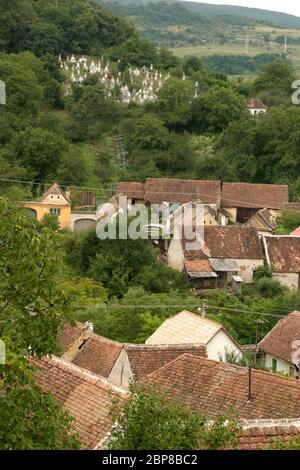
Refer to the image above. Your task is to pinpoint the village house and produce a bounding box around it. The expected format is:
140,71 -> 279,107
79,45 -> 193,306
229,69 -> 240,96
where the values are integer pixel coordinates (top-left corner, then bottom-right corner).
221,182 -> 289,224
259,311 -> 300,377
117,178 -> 222,211
145,310 -> 243,362
109,343 -> 207,388
142,354 -> 300,421
168,226 -> 264,287
22,183 -> 71,230
247,98 -> 268,116
262,235 -> 300,290
245,208 -> 278,235
28,355 -> 126,450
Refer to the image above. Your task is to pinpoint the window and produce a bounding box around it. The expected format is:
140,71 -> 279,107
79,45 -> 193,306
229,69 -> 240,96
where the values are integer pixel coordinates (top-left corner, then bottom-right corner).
50,208 -> 61,216
272,358 -> 277,372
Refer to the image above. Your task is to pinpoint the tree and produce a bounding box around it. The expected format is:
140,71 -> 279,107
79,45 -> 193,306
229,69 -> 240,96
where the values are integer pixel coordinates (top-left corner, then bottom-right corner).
275,210 -> 300,234
158,78 -> 194,130
108,383 -> 239,450
189,86 -> 246,134
0,199 -> 80,449
253,61 -> 296,94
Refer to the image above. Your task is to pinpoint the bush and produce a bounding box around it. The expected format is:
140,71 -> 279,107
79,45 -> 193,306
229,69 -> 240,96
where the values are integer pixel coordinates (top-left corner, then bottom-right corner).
256,277 -> 284,297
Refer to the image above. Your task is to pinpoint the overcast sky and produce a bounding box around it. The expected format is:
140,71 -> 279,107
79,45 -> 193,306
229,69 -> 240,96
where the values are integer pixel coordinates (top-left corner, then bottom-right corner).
183,1 -> 300,17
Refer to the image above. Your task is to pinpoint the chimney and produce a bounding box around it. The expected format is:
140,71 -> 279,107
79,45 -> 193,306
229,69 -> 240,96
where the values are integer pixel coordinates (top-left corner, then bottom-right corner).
85,321 -> 94,332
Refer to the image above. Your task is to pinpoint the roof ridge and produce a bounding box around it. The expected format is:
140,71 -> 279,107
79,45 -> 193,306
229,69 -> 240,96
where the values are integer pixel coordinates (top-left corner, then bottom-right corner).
41,355 -> 127,395
178,310 -> 222,329
124,343 -> 207,350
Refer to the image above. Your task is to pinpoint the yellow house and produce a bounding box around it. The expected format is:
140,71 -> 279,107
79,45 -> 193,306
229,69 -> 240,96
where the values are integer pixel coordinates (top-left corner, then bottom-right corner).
22,183 -> 71,230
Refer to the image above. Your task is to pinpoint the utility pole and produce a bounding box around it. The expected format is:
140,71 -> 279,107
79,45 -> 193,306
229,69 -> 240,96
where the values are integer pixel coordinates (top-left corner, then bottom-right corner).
198,299 -> 208,318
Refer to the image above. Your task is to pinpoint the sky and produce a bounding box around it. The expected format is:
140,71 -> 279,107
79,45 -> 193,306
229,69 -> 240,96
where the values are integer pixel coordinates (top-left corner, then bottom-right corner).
182,1 -> 300,17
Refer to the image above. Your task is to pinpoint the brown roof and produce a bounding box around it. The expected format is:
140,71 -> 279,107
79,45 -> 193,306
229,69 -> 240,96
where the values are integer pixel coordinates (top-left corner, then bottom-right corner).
117,182 -> 145,200
245,208 -> 277,232
264,236 -> 300,273
222,182 -> 288,209
145,178 -> 221,205
184,226 -> 263,260
72,334 -> 123,378
41,183 -> 70,204
247,98 -> 267,110
259,311 -> 300,366
184,259 -> 214,273
58,322 -> 92,354
28,356 -> 126,449
143,354 -> 300,420
125,343 -> 207,380
238,420 -> 300,450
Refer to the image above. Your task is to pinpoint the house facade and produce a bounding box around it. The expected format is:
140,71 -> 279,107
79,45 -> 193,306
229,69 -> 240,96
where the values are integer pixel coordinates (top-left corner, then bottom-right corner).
168,226 -> 264,286
247,98 -> 267,116
145,310 -> 243,362
263,235 -> 300,290
259,311 -> 300,377
22,183 -> 71,230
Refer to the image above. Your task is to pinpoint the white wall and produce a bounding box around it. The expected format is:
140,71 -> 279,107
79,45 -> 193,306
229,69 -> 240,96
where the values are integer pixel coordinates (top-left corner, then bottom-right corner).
206,329 -> 242,362
236,258 -> 264,283
108,349 -> 132,388
273,272 -> 299,291
222,207 -> 237,223
264,353 -> 295,375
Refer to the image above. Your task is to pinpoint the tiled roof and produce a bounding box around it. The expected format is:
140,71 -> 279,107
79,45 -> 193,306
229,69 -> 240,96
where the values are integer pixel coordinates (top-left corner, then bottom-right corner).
247,98 -> 267,110
143,354 -> 300,420
146,311 -> 222,345
184,226 -> 263,260
124,343 -> 207,380
264,236 -> 300,273
58,322 -> 92,354
28,356 -> 126,449
72,334 -> 123,378
285,202 -> 300,212
184,259 -> 214,273
238,419 -> 300,450
259,311 -> 300,366
222,182 -> 288,209
117,182 -> 145,200
144,178 -> 221,205
245,208 -> 277,232
290,227 -> 300,237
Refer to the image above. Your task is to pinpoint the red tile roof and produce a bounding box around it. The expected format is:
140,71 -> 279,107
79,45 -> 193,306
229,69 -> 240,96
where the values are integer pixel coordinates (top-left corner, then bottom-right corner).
264,236 -> 300,272
143,354 -> 300,420
28,356 -> 126,449
144,178 -> 221,205
222,182 -> 288,209
184,259 -> 214,273
117,182 -> 145,200
259,311 -> 300,366
184,226 -> 263,260
72,334 -> 123,378
290,227 -> 300,237
125,344 -> 207,380
238,419 -> 300,450
247,98 -> 267,110
285,202 -> 300,212
58,322 -> 92,354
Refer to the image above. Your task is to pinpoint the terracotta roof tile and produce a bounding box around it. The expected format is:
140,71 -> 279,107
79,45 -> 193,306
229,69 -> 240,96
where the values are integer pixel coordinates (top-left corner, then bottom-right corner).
58,322 -> 92,354
222,182 -> 288,209
259,311 -> 300,366
238,419 -> 300,450
264,236 -> 300,272
125,343 -> 207,380
117,182 -> 145,200
247,98 -> 267,110
143,354 -> 300,420
184,226 -> 263,260
28,356 -> 126,449
72,334 -> 123,378
184,259 -> 214,273
290,227 -> 300,237
145,178 -> 221,205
